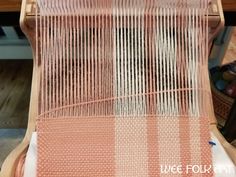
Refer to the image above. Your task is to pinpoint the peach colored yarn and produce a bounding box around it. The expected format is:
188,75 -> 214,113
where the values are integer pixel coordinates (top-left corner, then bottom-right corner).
17,0 -> 215,176
14,152 -> 26,177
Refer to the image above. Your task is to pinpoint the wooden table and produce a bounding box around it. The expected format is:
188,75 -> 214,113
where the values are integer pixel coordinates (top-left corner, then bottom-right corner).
0,0 -> 21,12
222,0 -> 236,11
0,0 -> 235,26
0,0 -> 235,12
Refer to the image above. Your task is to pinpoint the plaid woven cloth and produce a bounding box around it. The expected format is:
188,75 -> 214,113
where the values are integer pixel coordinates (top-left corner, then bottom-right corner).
35,0 -> 214,176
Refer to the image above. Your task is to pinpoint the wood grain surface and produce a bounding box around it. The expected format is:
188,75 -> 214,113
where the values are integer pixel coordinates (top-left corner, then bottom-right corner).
0,60 -> 32,128
0,0 -> 21,12
0,0 -> 235,12
222,0 -> 236,11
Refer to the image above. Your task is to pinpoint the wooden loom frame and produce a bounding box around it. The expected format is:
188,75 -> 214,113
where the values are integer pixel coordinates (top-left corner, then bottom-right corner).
0,0 -> 235,177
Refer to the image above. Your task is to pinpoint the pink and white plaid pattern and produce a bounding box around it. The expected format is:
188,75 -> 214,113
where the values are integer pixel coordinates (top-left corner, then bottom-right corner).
35,0 -> 214,176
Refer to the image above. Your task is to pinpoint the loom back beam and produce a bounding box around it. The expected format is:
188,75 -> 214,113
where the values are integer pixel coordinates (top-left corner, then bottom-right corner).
21,0 -> 224,39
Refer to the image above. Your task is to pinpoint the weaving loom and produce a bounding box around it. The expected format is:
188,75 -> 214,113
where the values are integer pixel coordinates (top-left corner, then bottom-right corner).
1,0 -> 236,177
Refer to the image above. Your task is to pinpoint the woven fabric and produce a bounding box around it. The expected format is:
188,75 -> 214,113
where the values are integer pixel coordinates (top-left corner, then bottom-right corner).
35,0 -> 214,176
37,115 -> 213,177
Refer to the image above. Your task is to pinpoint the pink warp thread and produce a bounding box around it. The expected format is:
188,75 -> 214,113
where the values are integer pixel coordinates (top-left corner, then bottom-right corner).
19,0 -> 215,176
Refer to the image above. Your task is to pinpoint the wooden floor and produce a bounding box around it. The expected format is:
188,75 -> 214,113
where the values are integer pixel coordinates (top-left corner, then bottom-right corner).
0,60 -> 32,168
0,60 -> 32,128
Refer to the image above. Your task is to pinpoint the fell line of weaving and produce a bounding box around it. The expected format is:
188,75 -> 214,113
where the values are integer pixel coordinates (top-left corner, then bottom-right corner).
35,0 -> 214,176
